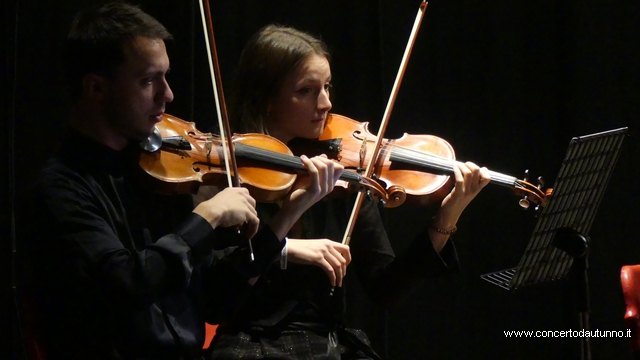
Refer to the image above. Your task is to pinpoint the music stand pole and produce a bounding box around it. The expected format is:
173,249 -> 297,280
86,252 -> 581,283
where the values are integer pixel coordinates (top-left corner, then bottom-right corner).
554,227 -> 591,360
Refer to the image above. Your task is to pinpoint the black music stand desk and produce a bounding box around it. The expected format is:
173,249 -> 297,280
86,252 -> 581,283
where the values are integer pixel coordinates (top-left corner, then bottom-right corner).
481,127 -> 629,360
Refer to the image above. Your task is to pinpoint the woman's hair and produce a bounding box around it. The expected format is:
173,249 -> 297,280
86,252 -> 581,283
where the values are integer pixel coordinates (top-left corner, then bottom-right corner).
230,24 -> 330,133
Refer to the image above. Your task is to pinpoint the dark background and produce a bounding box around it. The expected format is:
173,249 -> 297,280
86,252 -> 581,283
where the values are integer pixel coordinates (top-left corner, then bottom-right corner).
3,0 -> 639,359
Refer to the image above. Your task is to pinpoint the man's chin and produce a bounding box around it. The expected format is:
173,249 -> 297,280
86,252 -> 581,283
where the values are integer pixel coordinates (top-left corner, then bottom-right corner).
132,128 -> 155,143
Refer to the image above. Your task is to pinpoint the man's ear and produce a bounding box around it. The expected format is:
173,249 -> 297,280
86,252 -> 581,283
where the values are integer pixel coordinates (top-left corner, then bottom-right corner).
82,73 -> 108,101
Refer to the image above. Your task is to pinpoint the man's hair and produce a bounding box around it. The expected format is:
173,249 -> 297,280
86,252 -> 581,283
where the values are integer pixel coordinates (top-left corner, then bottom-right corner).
230,24 -> 330,134
64,2 -> 172,98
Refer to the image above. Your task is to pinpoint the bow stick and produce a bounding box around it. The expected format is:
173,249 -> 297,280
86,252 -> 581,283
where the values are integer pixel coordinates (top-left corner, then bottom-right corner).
342,1 -> 429,245
199,0 -> 254,260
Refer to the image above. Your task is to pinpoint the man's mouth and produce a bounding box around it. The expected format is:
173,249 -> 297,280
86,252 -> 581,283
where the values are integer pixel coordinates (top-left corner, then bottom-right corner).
151,111 -> 165,123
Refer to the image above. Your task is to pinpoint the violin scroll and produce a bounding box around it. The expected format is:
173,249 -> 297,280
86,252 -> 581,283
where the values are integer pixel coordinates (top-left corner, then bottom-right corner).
514,170 -> 550,210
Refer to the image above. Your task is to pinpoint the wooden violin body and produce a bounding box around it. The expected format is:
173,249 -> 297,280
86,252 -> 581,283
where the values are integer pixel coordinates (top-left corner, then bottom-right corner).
291,114 -> 454,207
289,113 -> 549,209
139,114 -> 297,200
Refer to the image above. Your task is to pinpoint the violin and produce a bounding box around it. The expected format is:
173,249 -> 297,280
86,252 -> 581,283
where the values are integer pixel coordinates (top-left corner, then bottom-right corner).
138,113 -> 389,203
289,113 -> 550,209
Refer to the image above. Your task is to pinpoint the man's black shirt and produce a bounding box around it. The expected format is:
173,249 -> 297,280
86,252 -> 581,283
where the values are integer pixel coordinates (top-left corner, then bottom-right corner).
26,129 -> 282,360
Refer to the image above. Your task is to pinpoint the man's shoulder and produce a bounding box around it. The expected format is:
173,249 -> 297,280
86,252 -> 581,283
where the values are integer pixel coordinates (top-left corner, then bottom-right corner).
37,153 -> 88,186
33,151 -> 107,205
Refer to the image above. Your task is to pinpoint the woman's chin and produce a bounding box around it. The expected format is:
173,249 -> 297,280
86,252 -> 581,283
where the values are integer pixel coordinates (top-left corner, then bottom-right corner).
311,124 -> 325,138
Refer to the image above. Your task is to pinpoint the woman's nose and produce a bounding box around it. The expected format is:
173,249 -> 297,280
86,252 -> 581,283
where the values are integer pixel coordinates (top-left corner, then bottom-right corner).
317,88 -> 331,112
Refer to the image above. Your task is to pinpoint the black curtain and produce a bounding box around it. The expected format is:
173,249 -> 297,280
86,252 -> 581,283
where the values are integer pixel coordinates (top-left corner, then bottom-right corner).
4,0 -> 640,359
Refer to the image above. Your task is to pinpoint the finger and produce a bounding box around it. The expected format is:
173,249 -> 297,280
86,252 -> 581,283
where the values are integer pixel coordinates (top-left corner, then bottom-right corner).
336,244 -> 352,266
235,195 -> 257,217
299,154 -> 312,169
464,161 -> 481,186
228,187 -> 248,195
329,242 -> 350,260
321,158 -> 336,193
336,264 -> 344,287
332,162 -> 344,183
335,244 -> 350,279
479,167 -> 491,186
244,196 -> 258,216
301,155 -> 320,193
326,245 -> 344,266
333,263 -> 343,287
452,163 -> 464,185
240,189 -> 257,208
319,258 -> 337,287
329,257 -> 344,287
310,157 -> 329,194
328,246 -> 347,286
237,187 -> 251,195
458,162 -> 473,178
245,213 -> 260,239
464,161 -> 480,172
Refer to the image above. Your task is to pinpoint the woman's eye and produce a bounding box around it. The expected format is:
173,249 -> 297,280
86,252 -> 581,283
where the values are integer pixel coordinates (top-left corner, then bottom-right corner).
297,87 -> 311,95
324,83 -> 332,92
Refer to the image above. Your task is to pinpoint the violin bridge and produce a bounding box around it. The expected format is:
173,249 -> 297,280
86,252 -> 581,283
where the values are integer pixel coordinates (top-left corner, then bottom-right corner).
205,137 -> 212,162
358,136 -> 367,173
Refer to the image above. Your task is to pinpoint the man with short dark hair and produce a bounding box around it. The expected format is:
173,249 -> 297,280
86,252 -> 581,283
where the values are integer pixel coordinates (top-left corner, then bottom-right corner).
25,3 -> 281,359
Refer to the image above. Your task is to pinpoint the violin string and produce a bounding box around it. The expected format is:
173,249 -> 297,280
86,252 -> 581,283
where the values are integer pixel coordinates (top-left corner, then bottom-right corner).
235,143 -> 302,168
234,143 -> 361,183
394,146 -> 546,203
251,136 -> 523,188
287,140 -> 520,186
281,135 -> 543,202
391,145 -> 518,187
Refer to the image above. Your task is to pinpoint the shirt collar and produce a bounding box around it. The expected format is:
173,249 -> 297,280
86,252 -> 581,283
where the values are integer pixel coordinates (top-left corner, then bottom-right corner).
59,127 -> 138,176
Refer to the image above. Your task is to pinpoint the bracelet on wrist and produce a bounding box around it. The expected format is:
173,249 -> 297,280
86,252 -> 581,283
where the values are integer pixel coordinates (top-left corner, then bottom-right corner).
430,217 -> 457,235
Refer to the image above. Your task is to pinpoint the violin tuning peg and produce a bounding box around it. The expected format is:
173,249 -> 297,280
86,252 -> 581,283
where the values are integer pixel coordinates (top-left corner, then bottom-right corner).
522,169 -> 530,182
518,195 -> 530,210
537,176 -> 544,189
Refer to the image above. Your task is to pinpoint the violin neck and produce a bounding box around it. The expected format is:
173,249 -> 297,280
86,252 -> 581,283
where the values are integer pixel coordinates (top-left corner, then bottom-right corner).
390,146 -> 519,188
234,143 -> 364,184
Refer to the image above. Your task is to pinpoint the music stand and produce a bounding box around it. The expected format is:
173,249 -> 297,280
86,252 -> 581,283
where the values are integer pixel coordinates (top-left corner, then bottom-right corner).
481,127 -> 629,360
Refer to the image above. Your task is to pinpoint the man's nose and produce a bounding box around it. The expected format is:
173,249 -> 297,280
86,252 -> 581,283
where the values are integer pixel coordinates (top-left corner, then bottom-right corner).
159,78 -> 174,103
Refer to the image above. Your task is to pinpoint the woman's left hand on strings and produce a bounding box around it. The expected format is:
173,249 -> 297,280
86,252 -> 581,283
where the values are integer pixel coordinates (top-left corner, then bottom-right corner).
429,162 -> 491,251
442,161 -> 491,212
